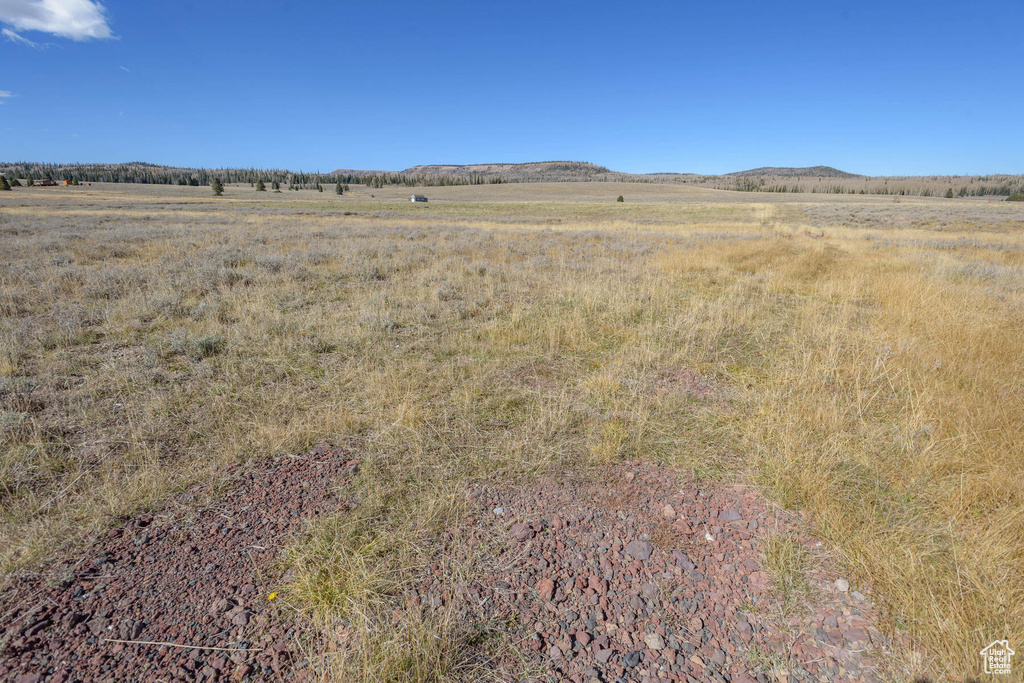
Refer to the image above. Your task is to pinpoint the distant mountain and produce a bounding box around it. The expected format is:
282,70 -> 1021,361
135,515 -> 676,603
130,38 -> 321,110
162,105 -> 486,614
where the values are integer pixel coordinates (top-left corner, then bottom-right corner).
334,161 -> 618,183
726,166 -> 862,178
330,161 -> 863,183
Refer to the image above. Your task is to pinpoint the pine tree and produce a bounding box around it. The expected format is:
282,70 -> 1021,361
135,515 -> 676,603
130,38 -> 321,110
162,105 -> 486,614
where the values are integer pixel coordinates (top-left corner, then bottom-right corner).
945,188 -> 954,198
616,195 -> 624,202
1,175 -> 11,191
256,179 -> 266,191
335,182 -> 344,195
212,178 -> 224,196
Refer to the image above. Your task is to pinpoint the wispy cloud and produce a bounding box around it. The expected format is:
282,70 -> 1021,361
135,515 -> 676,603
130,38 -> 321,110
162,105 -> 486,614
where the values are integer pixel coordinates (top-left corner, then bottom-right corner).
118,65 -> 129,73
0,90 -> 15,104
0,0 -> 113,41
3,26 -> 39,47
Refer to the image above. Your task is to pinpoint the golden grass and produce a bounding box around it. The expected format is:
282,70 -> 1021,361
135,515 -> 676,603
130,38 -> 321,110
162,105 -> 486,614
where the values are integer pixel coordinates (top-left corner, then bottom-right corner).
2,184 -> 1023,679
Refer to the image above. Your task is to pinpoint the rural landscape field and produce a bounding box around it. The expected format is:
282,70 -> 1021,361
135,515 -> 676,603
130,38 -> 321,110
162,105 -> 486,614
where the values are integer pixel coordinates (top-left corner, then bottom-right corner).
1,179 -> 1021,681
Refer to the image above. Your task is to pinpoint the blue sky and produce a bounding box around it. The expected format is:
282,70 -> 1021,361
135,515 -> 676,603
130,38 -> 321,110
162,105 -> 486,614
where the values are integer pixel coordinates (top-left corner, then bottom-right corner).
2,0 -> 1022,175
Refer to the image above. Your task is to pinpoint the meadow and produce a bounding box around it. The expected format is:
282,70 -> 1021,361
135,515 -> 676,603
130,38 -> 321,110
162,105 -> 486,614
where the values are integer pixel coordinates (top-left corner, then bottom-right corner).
1,181 -> 1022,679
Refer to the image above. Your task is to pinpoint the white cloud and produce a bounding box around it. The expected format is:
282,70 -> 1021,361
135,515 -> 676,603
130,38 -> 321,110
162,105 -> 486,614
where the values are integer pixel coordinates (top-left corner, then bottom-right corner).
0,0 -> 112,41
118,65 -> 129,73
0,90 -> 15,104
3,26 -> 40,47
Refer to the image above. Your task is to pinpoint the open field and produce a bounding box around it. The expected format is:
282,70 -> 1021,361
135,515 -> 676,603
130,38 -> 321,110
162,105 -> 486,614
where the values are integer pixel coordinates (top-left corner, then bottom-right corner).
1,182 -> 1023,680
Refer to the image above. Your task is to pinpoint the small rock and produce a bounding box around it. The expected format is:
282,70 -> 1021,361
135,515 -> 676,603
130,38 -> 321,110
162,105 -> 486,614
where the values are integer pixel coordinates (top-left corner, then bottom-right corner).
210,598 -> 232,615
231,609 -> 252,626
511,523 -> 535,542
835,578 -> 850,592
661,504 -> 676,519
86,617 -> 110,635
623,651 -> 641,667
493,507 -> 504,516
851,590 -> 866,601
624,540 -> 653,561
644,633 -> 665,650
718,509 -> 742,522
843,628 -> 869,643
536,578 -> 556,602
671,551 -> 695,571
595,647 -> 614,664
688,616 -> 703,632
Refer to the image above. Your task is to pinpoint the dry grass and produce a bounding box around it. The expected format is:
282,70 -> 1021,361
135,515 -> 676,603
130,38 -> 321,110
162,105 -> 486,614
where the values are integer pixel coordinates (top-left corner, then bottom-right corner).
2,183 -> 1023,679
761,533 -> 810,607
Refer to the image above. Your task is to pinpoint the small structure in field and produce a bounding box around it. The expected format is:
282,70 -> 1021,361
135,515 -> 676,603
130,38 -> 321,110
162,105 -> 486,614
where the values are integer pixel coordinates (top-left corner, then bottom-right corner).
62,180 -> 73,186
411,194 -> 428,203
36,179 -> 59,187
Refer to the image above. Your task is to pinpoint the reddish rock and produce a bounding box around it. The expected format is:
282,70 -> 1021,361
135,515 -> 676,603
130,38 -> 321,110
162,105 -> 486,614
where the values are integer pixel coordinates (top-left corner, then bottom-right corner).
536,578 -> 556,602
844,628 -> 870,643
718,509 -> 742,522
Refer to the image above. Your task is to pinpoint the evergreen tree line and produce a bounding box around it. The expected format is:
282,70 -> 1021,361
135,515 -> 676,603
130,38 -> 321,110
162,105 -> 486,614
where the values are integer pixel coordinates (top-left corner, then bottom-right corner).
0,162 -> 512,189
0,162 -> 372,188
0,162 -> 602,189
4,161 -> 1021,199
360,172 -> 504,188
729,182 -> 1023,197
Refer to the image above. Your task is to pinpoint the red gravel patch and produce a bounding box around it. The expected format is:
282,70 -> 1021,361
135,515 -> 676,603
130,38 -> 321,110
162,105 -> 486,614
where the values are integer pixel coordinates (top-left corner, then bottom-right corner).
409,463 -> 901,682
1,443 -> 358,683
1,449 -> 901,682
